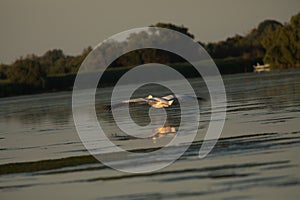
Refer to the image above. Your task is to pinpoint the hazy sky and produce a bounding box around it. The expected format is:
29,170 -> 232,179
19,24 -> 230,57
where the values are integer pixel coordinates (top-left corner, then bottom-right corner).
1,0 -> 299,64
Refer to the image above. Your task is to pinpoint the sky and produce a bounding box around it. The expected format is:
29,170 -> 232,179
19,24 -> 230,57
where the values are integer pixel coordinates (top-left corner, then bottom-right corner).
1,0 -> 299,64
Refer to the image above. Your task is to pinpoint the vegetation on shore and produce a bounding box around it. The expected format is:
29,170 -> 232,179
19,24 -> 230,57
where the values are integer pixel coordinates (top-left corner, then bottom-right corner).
0,12 -> 299,97
0,155 -> 98,175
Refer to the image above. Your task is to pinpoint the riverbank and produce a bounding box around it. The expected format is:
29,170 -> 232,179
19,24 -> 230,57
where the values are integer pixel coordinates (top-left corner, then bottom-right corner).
0,57 -> 262,98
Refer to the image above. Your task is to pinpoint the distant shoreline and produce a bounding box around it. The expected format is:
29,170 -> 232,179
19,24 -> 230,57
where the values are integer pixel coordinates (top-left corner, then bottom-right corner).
1,12 -> 299,98
0,57 -> 266,98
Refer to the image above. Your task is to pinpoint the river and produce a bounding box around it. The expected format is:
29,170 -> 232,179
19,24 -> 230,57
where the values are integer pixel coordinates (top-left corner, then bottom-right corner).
1,69 -> 300,199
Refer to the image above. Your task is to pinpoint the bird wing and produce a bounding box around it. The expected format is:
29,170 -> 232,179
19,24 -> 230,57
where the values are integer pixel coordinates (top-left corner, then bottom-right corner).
161,94 -> 176,101
103,98 -> 149,110
176,94 -> 205,101
162,94 -> 204,101
122,97 -> 148,104
149,97 -> 169,104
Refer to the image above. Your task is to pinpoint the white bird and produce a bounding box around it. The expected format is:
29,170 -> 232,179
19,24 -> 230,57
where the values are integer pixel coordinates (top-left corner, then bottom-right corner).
104,94 -> 204,110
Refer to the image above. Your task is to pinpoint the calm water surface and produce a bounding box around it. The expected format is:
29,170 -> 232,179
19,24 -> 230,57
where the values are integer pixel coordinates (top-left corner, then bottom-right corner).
0,70 -> 300,199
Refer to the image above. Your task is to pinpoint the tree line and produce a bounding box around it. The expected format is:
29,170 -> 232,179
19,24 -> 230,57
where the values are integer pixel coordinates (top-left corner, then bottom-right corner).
262,12 -> 300,68
0,12 -> 299,94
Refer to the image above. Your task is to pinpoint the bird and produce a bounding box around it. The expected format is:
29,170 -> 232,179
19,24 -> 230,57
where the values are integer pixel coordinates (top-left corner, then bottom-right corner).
104,94 -> 204,110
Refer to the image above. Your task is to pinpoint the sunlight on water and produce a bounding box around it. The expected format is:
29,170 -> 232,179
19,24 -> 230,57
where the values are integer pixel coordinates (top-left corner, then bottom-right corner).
0,69 -> 300,199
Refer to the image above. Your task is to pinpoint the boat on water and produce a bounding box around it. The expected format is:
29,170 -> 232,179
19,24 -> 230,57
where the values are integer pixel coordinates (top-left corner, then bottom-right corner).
253,63 -> 271,73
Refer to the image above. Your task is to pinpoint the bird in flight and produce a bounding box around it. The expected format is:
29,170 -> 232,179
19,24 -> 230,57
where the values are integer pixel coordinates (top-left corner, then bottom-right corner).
104,94 -> 204,110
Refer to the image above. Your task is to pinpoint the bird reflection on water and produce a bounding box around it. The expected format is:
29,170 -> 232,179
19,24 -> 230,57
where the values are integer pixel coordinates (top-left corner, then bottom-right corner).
98,94 -> 203,142
152,125 -> 176,143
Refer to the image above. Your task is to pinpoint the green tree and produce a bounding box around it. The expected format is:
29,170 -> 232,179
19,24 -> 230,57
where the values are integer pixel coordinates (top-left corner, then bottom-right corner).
7,58 -> 46,88
39,49 -> 65,74
262,12 -> 300,68
152,23 -> 194,39
205,20 -> 282,59
66,46 -> 92,73
0,64 -> 8,79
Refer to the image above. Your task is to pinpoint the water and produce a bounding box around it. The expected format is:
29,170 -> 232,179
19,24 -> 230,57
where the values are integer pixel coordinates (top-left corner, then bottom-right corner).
0,70 -> 300,199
